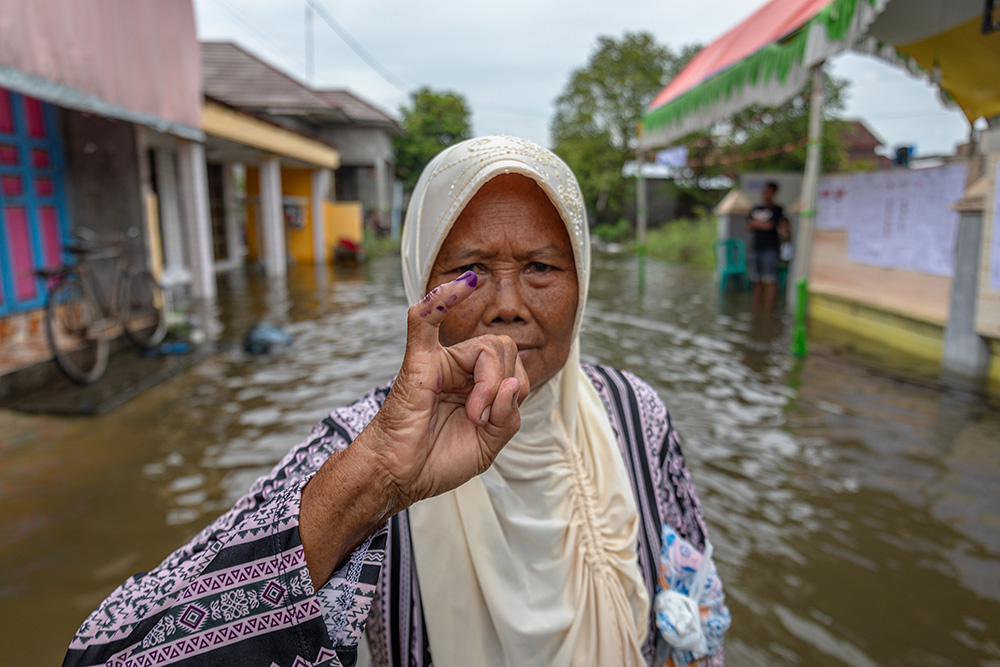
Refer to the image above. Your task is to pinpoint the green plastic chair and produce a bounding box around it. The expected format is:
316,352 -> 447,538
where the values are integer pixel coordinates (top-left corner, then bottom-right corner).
714,238 -> 749,293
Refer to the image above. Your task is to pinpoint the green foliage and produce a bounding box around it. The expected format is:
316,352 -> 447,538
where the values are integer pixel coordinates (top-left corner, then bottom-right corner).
592,218 -> 632,244
640,216 -> 717,269
362,228 -> 400,257
394,88 -> 473,191
551,33 -> 700,224
681,71 -> 852,181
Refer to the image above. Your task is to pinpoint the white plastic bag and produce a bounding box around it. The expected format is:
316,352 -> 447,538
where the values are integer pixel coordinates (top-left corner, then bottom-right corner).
654,525 -> 731,666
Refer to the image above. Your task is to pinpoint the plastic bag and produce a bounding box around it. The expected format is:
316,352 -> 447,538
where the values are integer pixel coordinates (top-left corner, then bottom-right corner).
654,525 -> 731,666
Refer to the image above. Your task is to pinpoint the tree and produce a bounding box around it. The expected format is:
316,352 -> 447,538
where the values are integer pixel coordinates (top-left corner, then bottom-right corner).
670,71 -> 853,214
551,33 -> 699,223
394,88 -> 473,191
684,72 -> 852,180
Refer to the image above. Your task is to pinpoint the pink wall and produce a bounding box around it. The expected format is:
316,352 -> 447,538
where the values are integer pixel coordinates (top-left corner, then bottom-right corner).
0,0 -> 201,130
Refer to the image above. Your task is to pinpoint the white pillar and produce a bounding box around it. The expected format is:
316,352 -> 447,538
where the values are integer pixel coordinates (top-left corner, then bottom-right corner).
221,161 -> 244,268
154,148 -> 190,286
259,157 -> 286,279
177,141 -> 216,301
311,168 -> 331,264
375,157 -> 388,226
788,63 -> 825,310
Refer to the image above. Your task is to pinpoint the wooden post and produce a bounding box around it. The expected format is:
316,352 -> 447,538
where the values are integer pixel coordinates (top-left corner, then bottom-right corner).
636,125 -> 648,293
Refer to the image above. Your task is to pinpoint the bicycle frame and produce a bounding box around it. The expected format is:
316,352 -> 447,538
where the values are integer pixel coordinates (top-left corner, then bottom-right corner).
58,246 -> 130,336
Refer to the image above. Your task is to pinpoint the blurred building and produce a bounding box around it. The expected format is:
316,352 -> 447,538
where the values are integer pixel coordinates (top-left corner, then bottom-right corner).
0,1 -> 398,388
0,0 -> 208,380
839,120 -> 891,170
200,41 -> 399,269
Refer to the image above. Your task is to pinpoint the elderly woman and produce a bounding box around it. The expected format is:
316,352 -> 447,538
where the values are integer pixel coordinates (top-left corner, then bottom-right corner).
66,136 -> 726,667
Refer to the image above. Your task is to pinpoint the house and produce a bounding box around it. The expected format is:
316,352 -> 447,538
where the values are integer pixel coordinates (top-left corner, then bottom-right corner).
200,41 -> 399,268
0,0 -> 210,383
311,89 -> 399,229
839,120 -> 891,170
0,4 -> 395,390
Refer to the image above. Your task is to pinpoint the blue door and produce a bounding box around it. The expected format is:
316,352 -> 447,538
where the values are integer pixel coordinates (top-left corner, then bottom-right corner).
0,88 -> 71,315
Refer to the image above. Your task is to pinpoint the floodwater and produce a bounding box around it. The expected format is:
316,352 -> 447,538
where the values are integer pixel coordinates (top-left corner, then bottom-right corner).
1,255 -> 999,666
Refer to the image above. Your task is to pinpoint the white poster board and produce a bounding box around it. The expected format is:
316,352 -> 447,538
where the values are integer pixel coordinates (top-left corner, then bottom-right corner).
814,165 -> 968,276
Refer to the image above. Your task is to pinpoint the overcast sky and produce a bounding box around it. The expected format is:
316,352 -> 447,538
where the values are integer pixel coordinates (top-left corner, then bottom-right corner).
193,0 -> 974,157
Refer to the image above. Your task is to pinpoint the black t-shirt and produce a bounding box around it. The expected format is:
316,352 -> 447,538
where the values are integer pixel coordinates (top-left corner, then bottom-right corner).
748,204 -> 783,252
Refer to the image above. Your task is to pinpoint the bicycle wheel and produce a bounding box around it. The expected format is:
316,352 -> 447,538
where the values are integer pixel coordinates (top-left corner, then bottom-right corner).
46,277 -> 109,384
121,269 -> 167,348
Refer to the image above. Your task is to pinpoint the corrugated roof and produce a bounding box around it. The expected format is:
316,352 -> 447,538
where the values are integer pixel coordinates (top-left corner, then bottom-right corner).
314,89 -> 397,126
200,41 -> 335,113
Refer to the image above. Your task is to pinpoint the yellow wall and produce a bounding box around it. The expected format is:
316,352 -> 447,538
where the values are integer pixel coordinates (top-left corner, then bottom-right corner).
323,202 -> 363,264
244,167 -> 329,265
810,293 -> 944,362
241,167 -> 364,266
281,168 -> 316,265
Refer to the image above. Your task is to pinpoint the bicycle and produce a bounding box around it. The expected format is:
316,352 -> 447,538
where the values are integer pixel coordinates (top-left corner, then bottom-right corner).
37,227 -> 167,384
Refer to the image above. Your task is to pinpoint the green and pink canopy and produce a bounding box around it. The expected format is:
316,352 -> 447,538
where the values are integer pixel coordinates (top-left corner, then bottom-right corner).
640,0 -> 1000,149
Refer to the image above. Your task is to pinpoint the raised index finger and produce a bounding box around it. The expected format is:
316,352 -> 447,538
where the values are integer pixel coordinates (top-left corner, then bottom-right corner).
405,270 -> 478,353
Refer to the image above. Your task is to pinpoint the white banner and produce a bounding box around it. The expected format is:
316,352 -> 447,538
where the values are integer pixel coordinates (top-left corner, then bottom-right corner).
814,164 -> 968,277
991,160 -> 1000,290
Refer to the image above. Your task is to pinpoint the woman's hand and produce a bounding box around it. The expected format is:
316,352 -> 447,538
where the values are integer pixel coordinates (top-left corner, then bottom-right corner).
300,271 -> 529,587
362,270 -> 530,507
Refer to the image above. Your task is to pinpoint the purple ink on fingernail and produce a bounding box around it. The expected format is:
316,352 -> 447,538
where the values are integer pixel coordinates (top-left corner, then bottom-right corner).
456,270 -> 478,287
436,305 -> 445,311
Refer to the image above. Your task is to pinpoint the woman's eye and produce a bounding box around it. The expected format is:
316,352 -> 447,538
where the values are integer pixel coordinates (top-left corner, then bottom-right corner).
528,262 -> 552,274
453,264 -> 479,274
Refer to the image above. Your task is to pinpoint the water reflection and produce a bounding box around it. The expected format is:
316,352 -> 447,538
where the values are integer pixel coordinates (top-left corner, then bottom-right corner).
0,255 -> 998,665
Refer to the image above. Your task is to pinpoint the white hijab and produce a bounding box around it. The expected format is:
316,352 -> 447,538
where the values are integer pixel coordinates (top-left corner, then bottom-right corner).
402,136 -> 649,667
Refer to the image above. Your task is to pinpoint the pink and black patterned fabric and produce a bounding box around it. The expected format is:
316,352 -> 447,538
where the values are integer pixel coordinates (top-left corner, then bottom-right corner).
65,365 -> 721,667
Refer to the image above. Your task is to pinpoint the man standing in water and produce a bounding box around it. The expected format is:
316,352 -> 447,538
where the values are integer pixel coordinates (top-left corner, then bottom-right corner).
747,181 -> 788,313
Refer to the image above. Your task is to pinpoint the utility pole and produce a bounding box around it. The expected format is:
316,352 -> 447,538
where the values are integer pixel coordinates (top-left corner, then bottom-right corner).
305,0 -> 314,85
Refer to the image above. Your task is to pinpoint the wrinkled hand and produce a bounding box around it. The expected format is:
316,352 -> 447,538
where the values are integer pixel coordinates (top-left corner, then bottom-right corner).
358,270 -> 530,509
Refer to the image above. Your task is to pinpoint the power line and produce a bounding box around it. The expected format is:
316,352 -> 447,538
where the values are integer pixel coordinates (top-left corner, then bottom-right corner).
209,0 -> 306,73
306,0 -> 408,95
865,110 -> 964,121
211,0 -> 553,123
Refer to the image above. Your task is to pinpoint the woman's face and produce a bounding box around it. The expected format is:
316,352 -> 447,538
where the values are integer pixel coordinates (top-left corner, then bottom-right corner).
427,174 -> 579,390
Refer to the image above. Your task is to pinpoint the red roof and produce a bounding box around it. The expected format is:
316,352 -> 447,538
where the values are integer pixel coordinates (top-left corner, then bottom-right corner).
647,0 -> 835,111
841,120 -> 884,153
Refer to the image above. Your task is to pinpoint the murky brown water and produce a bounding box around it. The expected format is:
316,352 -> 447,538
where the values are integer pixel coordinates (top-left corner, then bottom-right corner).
1,255 -> 999,665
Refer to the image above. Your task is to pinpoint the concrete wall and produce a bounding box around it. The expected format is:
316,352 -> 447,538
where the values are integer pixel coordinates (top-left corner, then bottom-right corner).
319,126 -> 392,166
59,110 -> 145,309
810,229 -> 953,325
739,172 -> 803,212
319,125 -> 395,220
60,111 -> 145,251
